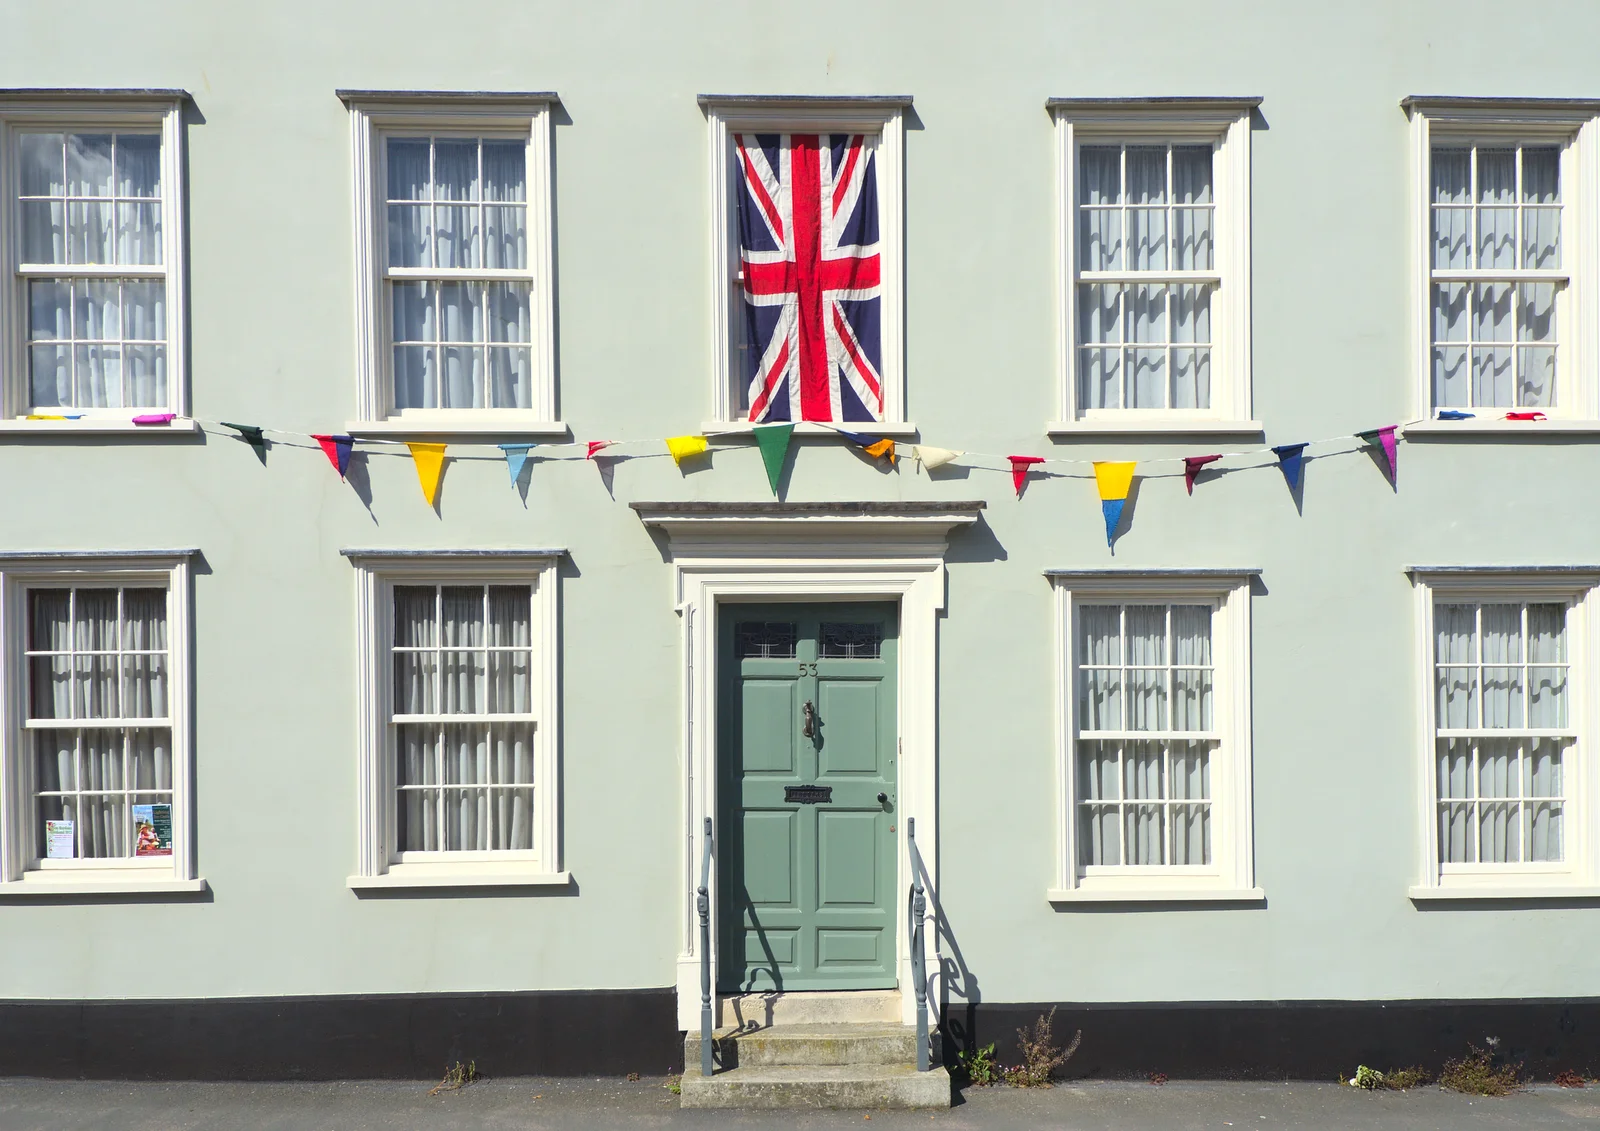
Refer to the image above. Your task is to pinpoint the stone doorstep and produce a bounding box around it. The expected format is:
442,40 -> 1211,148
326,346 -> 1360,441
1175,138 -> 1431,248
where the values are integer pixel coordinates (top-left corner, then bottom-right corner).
718,989 -> 901,1027
678,1063 -> 953,1110
684,1023 -> 922,1069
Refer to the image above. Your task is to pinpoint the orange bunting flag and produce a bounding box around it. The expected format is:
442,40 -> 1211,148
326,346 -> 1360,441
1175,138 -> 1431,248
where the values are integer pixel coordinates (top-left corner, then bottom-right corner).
1008,455 -> 1045,497
862,438 -> 896,464
406,442 -> 447,507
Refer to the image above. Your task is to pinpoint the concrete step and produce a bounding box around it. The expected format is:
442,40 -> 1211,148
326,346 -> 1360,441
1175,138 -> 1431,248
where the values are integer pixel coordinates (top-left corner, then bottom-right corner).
685,1023 -> 919,1069
718,990 -> 901,1027
678,1064 -> 951,1110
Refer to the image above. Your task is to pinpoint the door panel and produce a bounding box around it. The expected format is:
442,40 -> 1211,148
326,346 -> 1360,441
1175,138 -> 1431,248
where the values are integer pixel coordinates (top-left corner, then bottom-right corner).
817,680 -> 881,774
741,681 -> 797,773
817,810 -> 879,906
718,603 -> 898,992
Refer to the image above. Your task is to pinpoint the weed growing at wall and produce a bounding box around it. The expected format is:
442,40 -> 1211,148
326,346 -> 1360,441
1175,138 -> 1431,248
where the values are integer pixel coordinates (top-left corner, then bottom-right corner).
1439,1043 -> 1522,1097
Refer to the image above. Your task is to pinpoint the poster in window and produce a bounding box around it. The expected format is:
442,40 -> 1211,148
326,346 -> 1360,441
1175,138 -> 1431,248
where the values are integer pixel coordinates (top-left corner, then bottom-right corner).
132,804 -> 172,857
45,820 -> 74,859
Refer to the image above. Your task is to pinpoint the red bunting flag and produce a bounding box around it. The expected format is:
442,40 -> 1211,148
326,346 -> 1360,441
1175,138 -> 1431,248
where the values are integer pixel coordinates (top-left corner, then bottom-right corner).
1506,411 -> 1546,421
311,434 -> 353,479
1183,455 -> 1222,495
587,440 -> 614,459
1008,455 -> 1045,498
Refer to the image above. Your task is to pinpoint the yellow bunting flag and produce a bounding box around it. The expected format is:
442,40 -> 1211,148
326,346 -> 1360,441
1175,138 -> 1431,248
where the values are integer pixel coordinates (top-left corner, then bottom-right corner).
862,438 -> 896,464
1092,461 -> 1136,546
666,434 -> 709,466
407,442 -> 448,507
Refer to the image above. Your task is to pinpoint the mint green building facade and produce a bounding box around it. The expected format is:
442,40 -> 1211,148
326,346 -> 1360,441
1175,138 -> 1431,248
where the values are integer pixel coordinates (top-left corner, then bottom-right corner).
0,0 -> 1598,1079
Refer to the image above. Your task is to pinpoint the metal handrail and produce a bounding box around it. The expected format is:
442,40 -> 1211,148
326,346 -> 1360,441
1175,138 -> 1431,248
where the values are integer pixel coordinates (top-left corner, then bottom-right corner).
907,816 -> 929,1072
697,816 -> 714,1076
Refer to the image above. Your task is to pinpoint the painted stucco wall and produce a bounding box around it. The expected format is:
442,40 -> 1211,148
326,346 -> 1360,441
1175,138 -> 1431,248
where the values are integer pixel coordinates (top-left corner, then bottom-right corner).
0,0 -> 1595,1008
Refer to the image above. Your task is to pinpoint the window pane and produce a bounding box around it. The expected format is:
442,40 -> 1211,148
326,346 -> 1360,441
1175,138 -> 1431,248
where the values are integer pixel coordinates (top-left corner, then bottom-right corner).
483,141 -> 526,202
115,135 -> 161,199
1476,149 -> 1516,269
20,133 -> 65,196
29,280 -> 71,341
1432,148 -> 1470,205
1078,347 -> 1119,411
29,344 -> 69,407
387,139 -> 431,200
1124,804 -> 1164,865
441,347 -> 484,409
393,347 -> 435,410
65,134 -> 114,197
433,141 -> 479,201
1079,803 -> 1121,866
1528,604 -> 1566,661
486,282 -> 530,342
116,201 -> 162,266
392,280 -> 434,343
1472,346 -> 1512,408
488,348 -> 531,410
1433,346 -> 1468,407
1171,146 -> 1211,203
387,204 -> 431,268
439,283 -> 482,343
67,201 -> 112,264
75,344 -> 121,408
435,205 -> 481,269
1129,207 -> 1166,271
1078,146 -> 1121,206
486,204 -> 527,270
74,280 -> 119,341
1433,282 -> 1468,343
20,201 -> 64,264
1078,283 -> 1120,345
1437,667 -> 1476,729
123,280 -> 165,340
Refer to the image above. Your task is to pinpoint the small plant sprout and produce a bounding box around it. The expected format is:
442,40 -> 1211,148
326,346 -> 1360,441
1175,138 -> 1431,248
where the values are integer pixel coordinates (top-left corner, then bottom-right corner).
1006,1007 -> 1083,1088
428,1060 -> 480,1095
1439,1042 -> 1522,1097
958,1042 -> 1003,1087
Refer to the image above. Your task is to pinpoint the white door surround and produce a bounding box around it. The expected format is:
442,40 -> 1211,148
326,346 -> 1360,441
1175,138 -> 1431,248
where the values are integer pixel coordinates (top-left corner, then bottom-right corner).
631,501 -> 985,1030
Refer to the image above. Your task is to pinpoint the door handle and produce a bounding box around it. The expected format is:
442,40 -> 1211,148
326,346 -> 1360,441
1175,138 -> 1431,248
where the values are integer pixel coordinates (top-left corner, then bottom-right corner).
877,792 -> 889,805
802,701 -> 815,738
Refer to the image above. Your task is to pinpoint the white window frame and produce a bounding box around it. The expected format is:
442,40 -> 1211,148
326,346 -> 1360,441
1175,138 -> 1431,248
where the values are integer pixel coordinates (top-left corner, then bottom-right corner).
0,91 -> 191,432
1404,98 -> 1600,433
1409,568 -> 1600,898
0,551 -> 198,895
1049,98 -> 1257,435
346,549 -> 565,890
344,92 -> 560,437
702,95 -> 909,434
1048,569 -> 1259,901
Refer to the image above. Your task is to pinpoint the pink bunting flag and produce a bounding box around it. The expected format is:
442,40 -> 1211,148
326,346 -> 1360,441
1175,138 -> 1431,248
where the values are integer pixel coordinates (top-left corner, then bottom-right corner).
1008,455 -> 1045,498
311,434 -> 353,479
587,440 -> 614,459
1356,426 -> 1398,484
132,413 -> 176,426
1183,455 -> 1222,495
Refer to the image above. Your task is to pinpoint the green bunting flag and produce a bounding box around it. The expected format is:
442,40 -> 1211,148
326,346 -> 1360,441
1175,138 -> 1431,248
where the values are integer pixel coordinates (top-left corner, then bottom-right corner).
221,422 -> 267,465
754,423 -> 794,495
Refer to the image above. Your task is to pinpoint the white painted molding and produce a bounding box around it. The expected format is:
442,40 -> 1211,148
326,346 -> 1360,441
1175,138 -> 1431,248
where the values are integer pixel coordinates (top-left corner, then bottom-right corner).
0,95 -> 188,422
702,98 -> 906,425
636,501 -> 978,1030
1052,99 -> 1253,428
345,96 -> 558,426
1049,571 -> 1256,898
347,551 -> 563,883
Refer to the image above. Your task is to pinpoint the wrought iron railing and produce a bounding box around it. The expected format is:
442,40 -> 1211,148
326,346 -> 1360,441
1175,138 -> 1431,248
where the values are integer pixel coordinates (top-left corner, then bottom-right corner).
697,815 -> 714,1076
907,816 -> 929,1072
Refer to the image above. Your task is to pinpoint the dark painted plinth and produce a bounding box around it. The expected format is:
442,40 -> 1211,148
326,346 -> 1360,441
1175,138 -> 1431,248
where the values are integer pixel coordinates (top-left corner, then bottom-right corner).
0,988 -> 681,1080
946,999 -> 1600,1081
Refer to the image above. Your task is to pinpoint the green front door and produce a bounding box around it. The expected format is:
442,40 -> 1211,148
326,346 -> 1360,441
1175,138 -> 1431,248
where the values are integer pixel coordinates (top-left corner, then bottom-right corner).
718,603 -> 898,992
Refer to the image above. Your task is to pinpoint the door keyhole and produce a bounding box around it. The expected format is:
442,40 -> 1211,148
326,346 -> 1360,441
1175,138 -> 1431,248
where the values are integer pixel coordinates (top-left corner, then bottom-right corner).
802,700 -> 816,738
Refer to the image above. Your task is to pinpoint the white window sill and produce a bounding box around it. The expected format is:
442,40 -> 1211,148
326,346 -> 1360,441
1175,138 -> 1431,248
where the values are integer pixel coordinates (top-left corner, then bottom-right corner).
0,876 -> 207,897
347,419 -> 570,439
703,421 -> 919,438
348,869 -> 571,891
1403,419 -> 1600,436
1047,419 -> 1264,437
1048,886 -> 1265,904
1409,884 -> 1600,901
0,417 -> 198,436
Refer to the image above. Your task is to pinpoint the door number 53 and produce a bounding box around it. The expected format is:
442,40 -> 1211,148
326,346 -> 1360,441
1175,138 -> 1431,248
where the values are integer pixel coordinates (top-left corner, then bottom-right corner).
797,662 -> 818,675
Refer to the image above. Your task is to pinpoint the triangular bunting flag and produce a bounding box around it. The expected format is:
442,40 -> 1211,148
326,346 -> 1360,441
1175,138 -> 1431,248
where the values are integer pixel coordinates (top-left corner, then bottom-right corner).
1506,411 -> 1547,421
587,440 -> 614,459
1437,410 -> 1474,420
666,435 -> 709,466
1355,427 -> 1398,485
862,438 -> 895,464
1183,455 -> 1222,495
913,445 -> 963,471
754,424 -> 794,495
407,442 -> 447,507
24,413 -> 83,421
838,431 -> 896,465
132,413 -> 175,425
1273,443 -> 1308,493
311,434 -> 353,479
221,421 -> 267,465
498,443 -> 536,485
1093,461 -> 1137,546
1008,455 -> 1045,497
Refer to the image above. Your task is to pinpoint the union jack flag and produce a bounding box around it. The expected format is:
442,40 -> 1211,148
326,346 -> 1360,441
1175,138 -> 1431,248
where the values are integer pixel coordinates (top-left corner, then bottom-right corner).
736,133 -> 882,423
